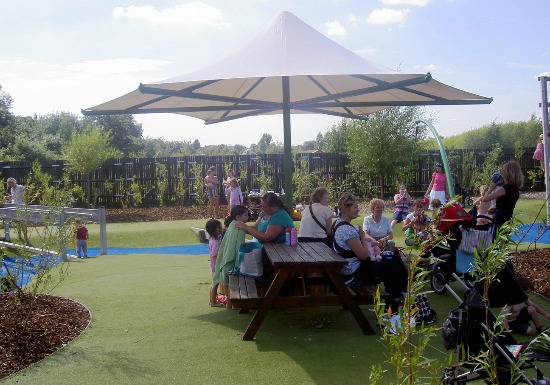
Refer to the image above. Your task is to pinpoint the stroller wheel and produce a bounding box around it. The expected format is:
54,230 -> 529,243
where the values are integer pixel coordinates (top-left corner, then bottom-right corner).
430,271 -> 448,294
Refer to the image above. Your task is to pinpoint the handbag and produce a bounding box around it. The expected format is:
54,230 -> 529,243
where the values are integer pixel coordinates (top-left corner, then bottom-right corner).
308,204 -> 332,246
232,242 -> 264,279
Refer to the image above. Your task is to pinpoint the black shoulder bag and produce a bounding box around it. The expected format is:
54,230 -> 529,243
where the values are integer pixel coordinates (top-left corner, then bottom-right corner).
308,204 -> 332,246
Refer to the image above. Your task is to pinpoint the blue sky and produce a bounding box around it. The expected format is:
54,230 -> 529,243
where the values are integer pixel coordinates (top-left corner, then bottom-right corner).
1,0 -> 548,146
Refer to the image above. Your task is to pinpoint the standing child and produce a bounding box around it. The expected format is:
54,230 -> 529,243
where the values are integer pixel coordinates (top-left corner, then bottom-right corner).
205,219 -> 222,281
503,276 -> 550,335
210,205 -> 249,307
228,178 -> 243,211
204,166 -> 220,218
533,134 -> 544,170
74,218 -> 89,259
425,163 -> 447,210
223,169 -> 235,215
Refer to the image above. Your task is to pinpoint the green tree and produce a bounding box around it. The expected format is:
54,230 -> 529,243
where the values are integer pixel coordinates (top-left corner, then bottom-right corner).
82,115 -> 142,155
344,107 -> 425,197
0,85 -> 17,152
322,120 -> 351,154
63,126 -> 121,206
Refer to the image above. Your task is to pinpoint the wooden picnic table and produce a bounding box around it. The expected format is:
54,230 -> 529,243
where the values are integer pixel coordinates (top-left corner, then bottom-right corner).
241,242 -> 376,340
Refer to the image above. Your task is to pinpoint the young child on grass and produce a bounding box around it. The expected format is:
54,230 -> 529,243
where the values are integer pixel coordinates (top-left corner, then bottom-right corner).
503,276 -> 550,336
210,205 -> 249,307
74,218 -> 89,259
205,219 -> 222,281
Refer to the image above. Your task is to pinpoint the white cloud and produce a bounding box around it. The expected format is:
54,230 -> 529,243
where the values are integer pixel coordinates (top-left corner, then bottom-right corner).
112,3 -> 231,29
414,63 -> 440,72
367,8 -> 410,25
348,13 -> 358,23
379,0 -> 431,6
325,20 -> 347,40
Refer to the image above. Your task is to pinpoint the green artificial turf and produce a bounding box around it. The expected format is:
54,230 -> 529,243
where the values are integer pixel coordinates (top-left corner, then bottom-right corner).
4,200 -> 549,384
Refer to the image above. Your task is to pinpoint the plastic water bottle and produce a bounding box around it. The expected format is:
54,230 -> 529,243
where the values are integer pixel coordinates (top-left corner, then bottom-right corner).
285,228 -> 291,245
290,228 -> 298,247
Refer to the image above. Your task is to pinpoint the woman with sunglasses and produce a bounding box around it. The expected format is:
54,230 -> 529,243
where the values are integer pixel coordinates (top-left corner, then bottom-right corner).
332,194 -> 407,308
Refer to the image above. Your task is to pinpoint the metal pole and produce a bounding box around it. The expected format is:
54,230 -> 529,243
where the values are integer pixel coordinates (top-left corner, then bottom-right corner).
282,76 -> 293,209
539,73 -> 550,225
415,119 -> 455,197
406,126 -> 419,187
99,206 -> 108,255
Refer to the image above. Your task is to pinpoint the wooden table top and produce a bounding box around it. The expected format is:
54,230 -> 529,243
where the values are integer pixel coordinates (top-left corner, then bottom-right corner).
263,242 -> 346,267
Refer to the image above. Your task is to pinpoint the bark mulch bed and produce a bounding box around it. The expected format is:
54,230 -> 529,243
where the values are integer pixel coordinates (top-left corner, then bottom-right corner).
0,205 -> 548,379
0,293 -> 91,379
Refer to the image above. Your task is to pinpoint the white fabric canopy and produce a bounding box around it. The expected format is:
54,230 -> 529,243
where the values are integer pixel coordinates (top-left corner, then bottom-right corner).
83,11 -> 492,204
83,11 -> 491,123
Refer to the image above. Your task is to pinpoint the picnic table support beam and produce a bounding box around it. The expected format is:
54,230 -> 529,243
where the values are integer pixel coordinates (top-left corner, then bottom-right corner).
325,268 -> 376,335
242,268 -> 290,341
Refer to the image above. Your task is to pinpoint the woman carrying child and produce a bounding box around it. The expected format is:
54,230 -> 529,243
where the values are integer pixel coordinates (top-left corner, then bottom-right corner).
210,205 -> 249,307
481,161 -> 523,239
204,166 -> 220,218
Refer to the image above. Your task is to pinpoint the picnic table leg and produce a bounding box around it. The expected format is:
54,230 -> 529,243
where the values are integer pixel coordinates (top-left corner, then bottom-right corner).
325,268 -> 376,335
242,268 -> 290,341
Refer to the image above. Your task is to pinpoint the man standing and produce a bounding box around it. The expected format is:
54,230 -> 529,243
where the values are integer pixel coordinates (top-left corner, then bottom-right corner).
5,178 -> 26,204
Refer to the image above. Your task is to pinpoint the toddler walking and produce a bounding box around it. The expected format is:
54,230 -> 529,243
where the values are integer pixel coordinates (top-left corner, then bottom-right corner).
74,218 -> 89,258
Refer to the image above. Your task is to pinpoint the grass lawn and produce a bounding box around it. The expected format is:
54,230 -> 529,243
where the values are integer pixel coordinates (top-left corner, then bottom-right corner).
4,199 -> 550,384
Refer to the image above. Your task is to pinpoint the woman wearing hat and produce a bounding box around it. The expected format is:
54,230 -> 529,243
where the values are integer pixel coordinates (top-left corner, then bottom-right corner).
425,163 -> 447,210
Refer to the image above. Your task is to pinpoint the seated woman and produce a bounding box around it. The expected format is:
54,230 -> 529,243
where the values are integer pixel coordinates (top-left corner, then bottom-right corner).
363,198 -> 394,253
298,187 -> 334,245
235,192 -> 294,243
332,193 -> 407,308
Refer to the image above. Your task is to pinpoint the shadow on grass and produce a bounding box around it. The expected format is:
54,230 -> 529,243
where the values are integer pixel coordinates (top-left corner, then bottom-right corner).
40,344 -> 163,381
192,306 -> 390,384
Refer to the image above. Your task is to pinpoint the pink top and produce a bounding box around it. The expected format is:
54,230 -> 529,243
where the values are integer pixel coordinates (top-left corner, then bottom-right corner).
432,171 -> 446,191
229,187 -> 243,206
533,142 -> 544,161
209,237 -> 220,258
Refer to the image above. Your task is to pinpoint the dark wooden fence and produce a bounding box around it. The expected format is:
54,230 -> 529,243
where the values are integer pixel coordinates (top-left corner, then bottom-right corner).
0,148 -> 542,207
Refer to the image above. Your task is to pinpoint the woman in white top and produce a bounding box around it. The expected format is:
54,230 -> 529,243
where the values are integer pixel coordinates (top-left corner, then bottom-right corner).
297,187 -> 334,246
363,198 -> 394,252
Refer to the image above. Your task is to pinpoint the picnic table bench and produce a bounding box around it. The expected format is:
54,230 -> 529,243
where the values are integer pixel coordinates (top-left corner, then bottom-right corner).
228,242 -> 388,340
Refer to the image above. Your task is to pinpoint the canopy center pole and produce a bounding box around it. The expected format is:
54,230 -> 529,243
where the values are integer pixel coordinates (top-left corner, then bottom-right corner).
282,76 -> 293,209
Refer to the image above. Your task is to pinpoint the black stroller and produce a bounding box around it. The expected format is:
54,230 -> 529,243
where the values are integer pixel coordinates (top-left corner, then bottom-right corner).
420,203 -> 490,294
441,267 -> 550,384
